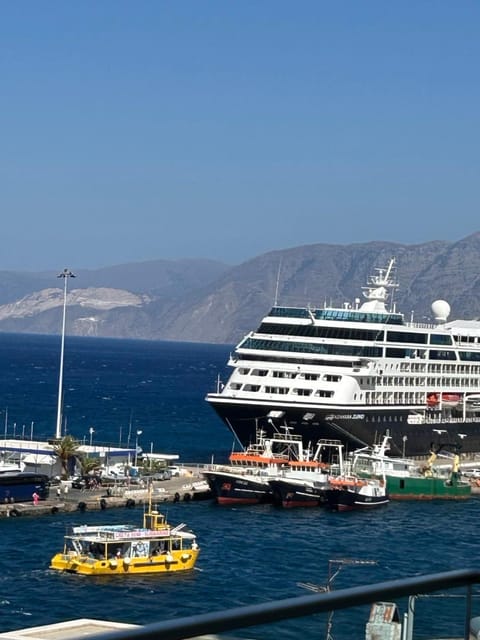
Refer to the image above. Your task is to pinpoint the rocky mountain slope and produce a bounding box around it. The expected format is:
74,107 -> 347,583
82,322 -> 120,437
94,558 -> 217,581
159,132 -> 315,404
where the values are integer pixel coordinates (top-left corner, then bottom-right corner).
0,233 -> 479,344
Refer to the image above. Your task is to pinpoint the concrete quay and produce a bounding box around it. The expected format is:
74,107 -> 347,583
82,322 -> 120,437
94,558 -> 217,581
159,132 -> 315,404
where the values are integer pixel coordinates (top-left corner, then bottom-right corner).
0,466 -> 212,518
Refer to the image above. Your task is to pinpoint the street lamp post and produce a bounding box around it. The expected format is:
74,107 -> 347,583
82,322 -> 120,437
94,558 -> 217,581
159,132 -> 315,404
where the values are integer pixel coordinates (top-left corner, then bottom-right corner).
89,427 -> 95,448
402,435 -> 408,458
55,269 -> 76,440
134,430 -> 143,467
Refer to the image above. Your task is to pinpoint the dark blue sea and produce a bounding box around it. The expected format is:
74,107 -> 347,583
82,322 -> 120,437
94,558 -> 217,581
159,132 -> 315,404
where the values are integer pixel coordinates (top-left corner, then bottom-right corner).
0,333 -> 479,639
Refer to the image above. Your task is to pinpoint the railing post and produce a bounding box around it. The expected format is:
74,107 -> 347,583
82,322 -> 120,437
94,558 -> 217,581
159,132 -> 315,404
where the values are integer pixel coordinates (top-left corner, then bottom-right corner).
465,584 -> 472,640
406,595 -> 416,640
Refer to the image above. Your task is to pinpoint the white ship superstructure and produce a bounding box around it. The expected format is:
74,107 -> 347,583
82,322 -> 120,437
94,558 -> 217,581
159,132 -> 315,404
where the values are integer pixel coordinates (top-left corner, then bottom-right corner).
206,258 -> 480,457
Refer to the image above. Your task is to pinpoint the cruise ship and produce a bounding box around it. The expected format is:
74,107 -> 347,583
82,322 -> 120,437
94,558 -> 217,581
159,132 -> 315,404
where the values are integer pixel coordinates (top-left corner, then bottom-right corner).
206,257 -> 480,457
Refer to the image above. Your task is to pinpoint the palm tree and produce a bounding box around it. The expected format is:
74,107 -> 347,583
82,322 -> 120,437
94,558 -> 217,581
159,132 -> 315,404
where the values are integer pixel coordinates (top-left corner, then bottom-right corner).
79,455 -> 102,477
52,435 -> 80,479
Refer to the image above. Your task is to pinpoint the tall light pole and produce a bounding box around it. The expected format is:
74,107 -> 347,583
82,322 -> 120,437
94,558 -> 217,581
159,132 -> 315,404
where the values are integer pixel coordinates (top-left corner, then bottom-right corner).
134,430 -> 143,467
89,427 -> 95,447
55,269 -> 75,440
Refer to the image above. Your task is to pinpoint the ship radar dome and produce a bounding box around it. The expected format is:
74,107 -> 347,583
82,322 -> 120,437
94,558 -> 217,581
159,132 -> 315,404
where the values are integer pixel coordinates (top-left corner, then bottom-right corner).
431,300 -> 451,324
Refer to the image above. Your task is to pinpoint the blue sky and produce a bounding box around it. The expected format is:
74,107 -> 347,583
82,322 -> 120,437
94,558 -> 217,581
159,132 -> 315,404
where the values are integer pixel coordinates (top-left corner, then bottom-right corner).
1,1 -> 479,271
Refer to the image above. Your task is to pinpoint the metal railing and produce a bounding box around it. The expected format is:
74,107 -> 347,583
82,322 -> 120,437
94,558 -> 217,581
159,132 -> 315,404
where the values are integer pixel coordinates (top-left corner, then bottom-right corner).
83,568 -> 480,640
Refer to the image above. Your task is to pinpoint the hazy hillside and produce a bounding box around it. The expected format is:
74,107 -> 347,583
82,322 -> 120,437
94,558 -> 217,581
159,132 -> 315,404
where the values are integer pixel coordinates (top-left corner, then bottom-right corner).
0,233 -> 479,344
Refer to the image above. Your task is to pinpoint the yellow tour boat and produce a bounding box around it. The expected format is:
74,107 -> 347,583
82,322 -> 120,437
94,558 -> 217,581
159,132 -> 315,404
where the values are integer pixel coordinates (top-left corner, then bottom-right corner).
50,501 -> 199,576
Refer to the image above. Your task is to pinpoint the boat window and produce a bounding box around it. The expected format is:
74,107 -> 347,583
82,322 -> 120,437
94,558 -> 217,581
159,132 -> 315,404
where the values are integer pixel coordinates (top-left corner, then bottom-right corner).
460,352 -> 480,362
131,541 -> 150,557
385,348 -> 408,358
387,331 -> 427,344
264,386 -> 289,395
323,374 -> 341,382
430,334 -> 453,346
315,390 -> 333,397
429,350 -> 457,361
243,384 -> 260,392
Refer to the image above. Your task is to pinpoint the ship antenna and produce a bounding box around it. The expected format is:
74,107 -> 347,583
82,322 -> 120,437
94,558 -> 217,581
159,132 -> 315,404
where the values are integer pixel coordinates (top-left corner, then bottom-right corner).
274,259 -> 282,306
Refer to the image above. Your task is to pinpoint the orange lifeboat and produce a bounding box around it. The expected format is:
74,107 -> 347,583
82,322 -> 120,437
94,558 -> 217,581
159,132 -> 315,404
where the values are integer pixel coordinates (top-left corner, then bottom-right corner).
427,393 -> 439,406
441,393 -> 462,406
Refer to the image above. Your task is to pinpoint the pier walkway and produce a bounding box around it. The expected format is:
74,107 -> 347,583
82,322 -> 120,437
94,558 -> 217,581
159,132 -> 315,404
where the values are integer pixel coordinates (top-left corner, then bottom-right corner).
0,465 -> 211,518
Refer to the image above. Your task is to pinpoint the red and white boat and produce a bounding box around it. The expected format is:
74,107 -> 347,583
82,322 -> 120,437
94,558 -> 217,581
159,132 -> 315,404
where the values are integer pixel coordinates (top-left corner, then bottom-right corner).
203,427 -> 328,505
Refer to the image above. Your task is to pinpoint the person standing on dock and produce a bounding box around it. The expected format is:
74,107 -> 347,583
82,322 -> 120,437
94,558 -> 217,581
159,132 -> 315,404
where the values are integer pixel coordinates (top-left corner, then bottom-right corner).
32,492 -> 39,506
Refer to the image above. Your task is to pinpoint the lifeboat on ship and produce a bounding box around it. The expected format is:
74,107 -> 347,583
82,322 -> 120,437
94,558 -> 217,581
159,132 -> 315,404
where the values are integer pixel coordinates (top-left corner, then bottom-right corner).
427,393 -> 439,407
441,393 -> 462,407
427,392 -> 462,408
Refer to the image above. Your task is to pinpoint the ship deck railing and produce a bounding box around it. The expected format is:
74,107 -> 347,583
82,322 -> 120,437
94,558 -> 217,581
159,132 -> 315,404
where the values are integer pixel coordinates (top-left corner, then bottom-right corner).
80,568 -> 480,640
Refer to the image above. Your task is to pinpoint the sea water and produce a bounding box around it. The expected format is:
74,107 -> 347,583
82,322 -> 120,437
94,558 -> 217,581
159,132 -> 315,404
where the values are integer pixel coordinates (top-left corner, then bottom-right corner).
0,333 -> 479,639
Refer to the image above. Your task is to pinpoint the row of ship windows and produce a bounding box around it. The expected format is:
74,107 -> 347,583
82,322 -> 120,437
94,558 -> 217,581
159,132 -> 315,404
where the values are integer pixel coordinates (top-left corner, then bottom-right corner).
257,322 -> 456,346
269,307 -> 404,325
235,353 -> 480,374
230,383 -> 334,397
235,368 -> 479,391
241,338 -> 480,361
392,363 -> 480,373
238,367 -> 480,381
238,367 -> 341,382
258,322 -> 458,345
262,319 -> 479,346
363,377 -> 480,388
232,381 -> 479,394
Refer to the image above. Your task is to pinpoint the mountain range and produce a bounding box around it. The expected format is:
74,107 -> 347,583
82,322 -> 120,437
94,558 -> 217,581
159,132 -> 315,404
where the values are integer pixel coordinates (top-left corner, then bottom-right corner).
0,232 -> 479,344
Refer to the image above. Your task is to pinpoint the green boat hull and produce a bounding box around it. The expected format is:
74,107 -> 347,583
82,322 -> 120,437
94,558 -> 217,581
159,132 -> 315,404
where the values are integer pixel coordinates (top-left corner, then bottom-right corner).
386,475 -> 471,500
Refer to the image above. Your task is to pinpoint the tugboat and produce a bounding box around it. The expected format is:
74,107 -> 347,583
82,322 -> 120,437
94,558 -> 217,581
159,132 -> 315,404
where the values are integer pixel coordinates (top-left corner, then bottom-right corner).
50,491 -> 199,575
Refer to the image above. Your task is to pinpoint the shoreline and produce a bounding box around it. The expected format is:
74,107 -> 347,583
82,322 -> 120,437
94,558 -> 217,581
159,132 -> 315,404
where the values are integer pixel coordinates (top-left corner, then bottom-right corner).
0,465 -> 212,518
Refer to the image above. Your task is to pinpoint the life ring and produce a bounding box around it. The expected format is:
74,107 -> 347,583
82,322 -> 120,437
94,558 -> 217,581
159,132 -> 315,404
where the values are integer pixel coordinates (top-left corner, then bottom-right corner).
100,498 -> 107,510
77,501 -> 87,512
173,492 -> 180,503
125,498 -> 135,509
9,508 -> 20,517
51,506 -> 59,515
183,493 -> 191,502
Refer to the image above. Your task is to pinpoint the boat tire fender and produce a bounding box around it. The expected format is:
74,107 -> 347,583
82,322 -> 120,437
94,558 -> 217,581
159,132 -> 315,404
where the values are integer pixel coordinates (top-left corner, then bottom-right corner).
183,492 -> 191,502
51,506 -> 59,514
174,492 -> 180,502
100,498 -> 107,510
9,508 -> 20,517
77,501 -> 87,512
125,498 -> 135,509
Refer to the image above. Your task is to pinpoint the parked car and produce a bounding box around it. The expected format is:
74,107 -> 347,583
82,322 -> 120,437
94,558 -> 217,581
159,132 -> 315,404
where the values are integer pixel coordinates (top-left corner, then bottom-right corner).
168,465 -> 181,477
462,468 -> 480,478
151,469 -> 172,481
71,476 -> 86,489
71,475 -> 102,489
